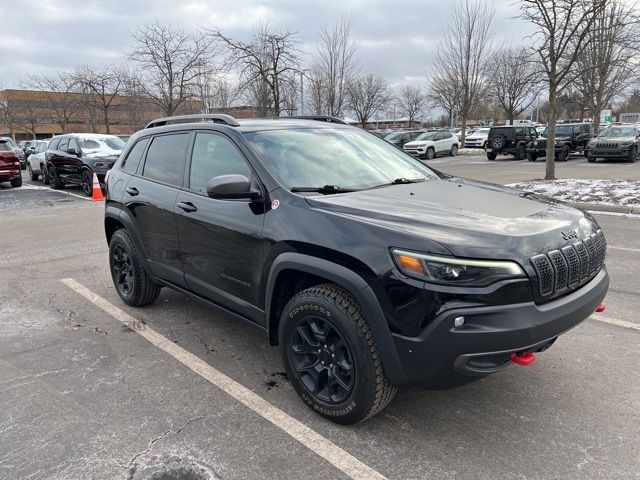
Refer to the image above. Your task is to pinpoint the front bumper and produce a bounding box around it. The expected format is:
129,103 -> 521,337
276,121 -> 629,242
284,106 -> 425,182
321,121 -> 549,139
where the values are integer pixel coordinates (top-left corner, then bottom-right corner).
391,267 -> 609,388
588,148 -> 630,159
403,147 -> 426,157
526,146 -> 562,156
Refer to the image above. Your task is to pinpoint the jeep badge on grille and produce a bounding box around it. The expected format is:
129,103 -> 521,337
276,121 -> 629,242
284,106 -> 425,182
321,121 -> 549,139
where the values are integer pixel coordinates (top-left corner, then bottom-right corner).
562,230 -> 579,241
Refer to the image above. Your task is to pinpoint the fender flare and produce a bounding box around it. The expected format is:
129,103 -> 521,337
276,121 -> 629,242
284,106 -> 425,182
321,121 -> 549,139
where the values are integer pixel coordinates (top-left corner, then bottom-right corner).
265,252 -> 408,386
105,205 -> 152,275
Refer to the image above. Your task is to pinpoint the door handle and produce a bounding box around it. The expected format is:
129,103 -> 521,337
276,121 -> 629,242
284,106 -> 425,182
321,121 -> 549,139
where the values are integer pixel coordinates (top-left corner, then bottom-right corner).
126,187 -> 139,196
177,201 -> 197,213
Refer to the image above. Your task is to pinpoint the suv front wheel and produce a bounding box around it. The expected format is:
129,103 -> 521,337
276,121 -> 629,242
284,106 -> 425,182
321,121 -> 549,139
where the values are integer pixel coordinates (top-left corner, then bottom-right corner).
279,284 -> 397,424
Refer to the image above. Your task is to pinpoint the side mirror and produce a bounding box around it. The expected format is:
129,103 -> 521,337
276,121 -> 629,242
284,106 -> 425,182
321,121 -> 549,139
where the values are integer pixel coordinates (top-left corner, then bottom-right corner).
66,147 -> 79,156
207,174 -> 262,200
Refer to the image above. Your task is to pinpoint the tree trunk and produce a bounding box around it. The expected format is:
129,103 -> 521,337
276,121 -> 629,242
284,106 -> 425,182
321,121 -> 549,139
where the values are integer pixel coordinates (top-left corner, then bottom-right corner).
509,111 -> 514,125
593,103 -> 602,136
545,86 -> 557,180
460,115 -> 467,144
104,108 -> 110,134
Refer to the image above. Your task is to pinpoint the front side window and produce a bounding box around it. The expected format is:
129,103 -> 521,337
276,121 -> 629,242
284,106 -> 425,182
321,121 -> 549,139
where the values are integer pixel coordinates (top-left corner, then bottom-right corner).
189,132 -> 252,193
58,138 -> 69,151
142,133 -> 190,185
49,138 -> 60,150
416,132 -> 438,141
245,128 -> 438,191
68,138 -> 80,152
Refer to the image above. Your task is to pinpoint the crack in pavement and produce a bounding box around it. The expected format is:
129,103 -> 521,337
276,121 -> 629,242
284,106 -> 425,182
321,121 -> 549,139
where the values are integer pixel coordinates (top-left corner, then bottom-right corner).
126,415 -> 206,480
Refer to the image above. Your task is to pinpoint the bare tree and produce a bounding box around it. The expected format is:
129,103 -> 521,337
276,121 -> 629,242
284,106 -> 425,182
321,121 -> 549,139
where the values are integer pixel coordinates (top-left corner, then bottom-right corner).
73,64 -> 126,133
398,85 -> 428,125
426,69 -> 462,126
490,48 -> 540,124
195,71 -> 239,113
574,1 -> 639,134
306,67 -> 326,115
431,0 -> 494,143
121,69 -> 155,132
130,22 -> 214,116
0,92 -> 21,140
314,15 -> 359,116
346,74 -> 390,128
211,23 -> 301,117
25,73 -> 81,134
520,0 -> 608,179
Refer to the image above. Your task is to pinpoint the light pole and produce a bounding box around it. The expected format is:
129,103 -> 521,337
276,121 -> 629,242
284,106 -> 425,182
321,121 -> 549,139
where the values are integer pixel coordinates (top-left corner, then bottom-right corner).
294,68 -> 309,115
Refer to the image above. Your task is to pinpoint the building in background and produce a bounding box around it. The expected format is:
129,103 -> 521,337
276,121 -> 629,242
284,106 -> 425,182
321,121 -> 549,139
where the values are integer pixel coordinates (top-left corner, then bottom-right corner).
0,89 -> 259,141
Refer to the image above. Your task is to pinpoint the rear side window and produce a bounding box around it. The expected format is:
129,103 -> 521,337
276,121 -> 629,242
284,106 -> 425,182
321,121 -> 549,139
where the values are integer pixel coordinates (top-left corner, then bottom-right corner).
122,138 -> 149,174
58,138 -> 69,151
189,132 -> 251,193
142,133 -> 189,185
0,142 -> 10,152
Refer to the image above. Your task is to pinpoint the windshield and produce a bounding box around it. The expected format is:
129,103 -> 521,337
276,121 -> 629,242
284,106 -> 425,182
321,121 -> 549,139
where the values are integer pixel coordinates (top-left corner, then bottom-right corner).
78,135 -> 125,156
599,127 -> 636,138
384,132 -> 404,141
472,128 -> 490,135
415,132 -> 438,141
245,128 -> 439,191
543,125 -> 574,136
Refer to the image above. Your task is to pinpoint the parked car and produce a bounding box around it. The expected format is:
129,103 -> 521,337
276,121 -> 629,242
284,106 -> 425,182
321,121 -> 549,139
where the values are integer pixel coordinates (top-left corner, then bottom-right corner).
18,140 -> 34,157
586,125 -> 640,163
117,135 -> 131,144
463,127 -> 490,149
384,130 -> 425,148
104,113 -> 609,424
0,138 -> 22,188
26,140 -> 50,181
486,126 -> 538,160
526,123 -> 594,162
0,137 -> 27,169
403,131 -> 459,159
44,133 -> 125,195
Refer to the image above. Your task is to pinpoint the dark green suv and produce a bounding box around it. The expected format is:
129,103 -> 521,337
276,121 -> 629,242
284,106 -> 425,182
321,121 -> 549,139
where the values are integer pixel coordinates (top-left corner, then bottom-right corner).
486,126 -> 538,160
586,125 -> 640,163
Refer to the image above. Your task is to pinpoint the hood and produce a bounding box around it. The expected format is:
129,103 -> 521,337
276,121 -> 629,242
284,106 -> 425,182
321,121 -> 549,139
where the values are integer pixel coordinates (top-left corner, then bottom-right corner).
85,152 -> 120,160
404,140 -> 433,148
305,177 -> 598,259
467,132 -> 489,140
593,136 -> 635,143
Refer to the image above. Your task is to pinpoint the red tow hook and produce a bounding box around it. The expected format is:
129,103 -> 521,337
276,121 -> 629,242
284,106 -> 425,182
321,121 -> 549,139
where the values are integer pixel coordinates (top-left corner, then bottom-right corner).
595,304 -> 606,313
510,351 -> 536,366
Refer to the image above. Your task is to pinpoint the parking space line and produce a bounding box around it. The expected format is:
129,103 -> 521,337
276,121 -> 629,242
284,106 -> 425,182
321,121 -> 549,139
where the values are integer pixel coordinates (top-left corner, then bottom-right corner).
591,314 -> 640,331
21,183 -> 91,201
60,278 -> 385,480
608,245 -> 640,253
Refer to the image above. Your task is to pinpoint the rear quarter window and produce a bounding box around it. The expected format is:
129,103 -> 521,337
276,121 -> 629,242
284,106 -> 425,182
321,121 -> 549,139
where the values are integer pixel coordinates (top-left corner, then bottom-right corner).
122,138 -> 149,174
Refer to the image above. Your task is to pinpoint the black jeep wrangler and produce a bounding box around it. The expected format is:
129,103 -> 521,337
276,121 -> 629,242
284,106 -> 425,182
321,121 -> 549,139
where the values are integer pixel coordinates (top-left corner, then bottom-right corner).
526,122 -> 594,162
485,126 -> 538,160
105,114 -> 609,424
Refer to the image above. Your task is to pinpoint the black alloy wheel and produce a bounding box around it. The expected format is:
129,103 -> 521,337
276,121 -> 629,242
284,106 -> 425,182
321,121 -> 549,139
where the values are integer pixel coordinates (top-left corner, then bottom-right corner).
111,244 -> 134,296
290,315 -> 355,404
81,170 -> 93,196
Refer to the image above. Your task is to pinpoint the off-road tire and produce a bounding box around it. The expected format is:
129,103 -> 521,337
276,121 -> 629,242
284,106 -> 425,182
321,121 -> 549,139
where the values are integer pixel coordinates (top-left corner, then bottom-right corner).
48,165 -> 64,189
426,147 -> 436,160
10,175 -> 22,188
587,156 -> 596,163
491,135 -> 506,151
514,144 -> 526,160
109,228 -> 161,307
627,146 -> 637,163
559,145 -> 570,162
41,165 -> 49,184
279,284 -> 397,424
527,153 -> 537,162
449,144 -> 458,157
486,152 -> 497,160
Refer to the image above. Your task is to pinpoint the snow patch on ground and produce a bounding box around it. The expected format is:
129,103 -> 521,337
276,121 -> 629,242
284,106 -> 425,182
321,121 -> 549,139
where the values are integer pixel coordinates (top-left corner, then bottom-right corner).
458,148 -> 485,156
508,179 -> 640,206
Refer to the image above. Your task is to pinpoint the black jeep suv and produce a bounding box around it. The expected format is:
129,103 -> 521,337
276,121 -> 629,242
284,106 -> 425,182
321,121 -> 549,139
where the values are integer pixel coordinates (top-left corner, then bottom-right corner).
45,133 -> 125,196
527,123 -> 594,162
486,126 -> 538,160
105,114 -> 609,424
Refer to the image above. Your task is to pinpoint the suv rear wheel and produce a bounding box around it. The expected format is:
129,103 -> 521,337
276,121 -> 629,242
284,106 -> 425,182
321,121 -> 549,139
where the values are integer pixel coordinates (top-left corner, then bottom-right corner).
28,164 -> 38,181
558,145 -> 570,162
514,144 -> 526,160
279,284 -> 397,424
486,152 -> 497,160
527,152 -> 537,162
109,228 -> 161,306
449,145 -> 458,157
10,175 -> 22,188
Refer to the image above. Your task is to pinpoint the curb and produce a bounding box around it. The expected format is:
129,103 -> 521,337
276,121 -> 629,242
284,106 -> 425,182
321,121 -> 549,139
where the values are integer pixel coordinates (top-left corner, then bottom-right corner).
572,202 -> 640,214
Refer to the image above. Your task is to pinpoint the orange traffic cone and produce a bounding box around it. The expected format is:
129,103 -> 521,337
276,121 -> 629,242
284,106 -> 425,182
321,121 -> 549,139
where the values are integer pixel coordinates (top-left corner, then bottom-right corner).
91,173 -> 105,201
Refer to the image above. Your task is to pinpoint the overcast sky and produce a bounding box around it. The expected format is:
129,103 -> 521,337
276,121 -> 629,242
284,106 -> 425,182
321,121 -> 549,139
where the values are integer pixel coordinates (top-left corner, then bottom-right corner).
0,0 -> 535,91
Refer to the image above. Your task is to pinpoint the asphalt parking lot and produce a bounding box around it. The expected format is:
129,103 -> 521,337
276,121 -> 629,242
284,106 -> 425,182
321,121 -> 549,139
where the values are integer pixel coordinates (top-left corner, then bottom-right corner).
1,166 -> 639,480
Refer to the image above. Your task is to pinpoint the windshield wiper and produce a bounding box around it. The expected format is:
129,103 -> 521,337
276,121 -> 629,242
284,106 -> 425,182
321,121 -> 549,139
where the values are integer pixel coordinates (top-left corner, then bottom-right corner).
290,185 -> 358,194
369,177 -> 427,189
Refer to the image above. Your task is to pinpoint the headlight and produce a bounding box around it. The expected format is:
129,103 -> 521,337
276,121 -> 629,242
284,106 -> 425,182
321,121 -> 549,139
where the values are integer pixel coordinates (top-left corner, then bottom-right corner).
620,141 -> 633,146
391,249 -> 525,286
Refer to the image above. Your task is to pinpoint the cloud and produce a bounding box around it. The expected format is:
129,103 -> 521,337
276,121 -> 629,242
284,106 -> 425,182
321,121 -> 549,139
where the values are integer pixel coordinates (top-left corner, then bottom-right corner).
0,0 -> 535,89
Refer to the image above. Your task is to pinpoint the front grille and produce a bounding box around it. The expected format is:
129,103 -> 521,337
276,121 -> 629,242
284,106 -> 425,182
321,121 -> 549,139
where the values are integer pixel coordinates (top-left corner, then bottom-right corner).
536,140 -> 547,149
530,230 -> 606,299
595,142 -> 619,149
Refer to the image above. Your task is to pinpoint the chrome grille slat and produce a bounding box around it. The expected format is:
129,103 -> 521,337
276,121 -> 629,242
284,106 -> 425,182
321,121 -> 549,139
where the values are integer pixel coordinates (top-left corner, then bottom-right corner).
530,231 -> 606,298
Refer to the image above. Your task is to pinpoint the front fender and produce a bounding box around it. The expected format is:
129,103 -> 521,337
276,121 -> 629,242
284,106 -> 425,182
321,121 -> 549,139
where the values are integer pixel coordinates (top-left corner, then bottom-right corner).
265,252 -> 408,386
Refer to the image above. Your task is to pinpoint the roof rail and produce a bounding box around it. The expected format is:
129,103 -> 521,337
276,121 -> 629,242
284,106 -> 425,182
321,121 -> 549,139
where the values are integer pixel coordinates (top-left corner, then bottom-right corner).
145,114 -> 241,129
285,115 -> 349,125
